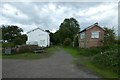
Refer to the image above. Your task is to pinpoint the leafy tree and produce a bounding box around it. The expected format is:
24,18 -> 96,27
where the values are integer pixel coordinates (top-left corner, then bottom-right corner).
53,30 -> 61,45
54,17 -> 80,45
13,34 -> 27,45
0,28 -> 2,40
2,25 -> 23,42
63,38 -> 72,46
1,25 -> 27,46
104,27 -> 116,45
74,35 -> 79,47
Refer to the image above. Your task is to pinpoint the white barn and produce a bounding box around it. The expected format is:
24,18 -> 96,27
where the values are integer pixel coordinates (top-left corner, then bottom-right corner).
26,28 -> 50,47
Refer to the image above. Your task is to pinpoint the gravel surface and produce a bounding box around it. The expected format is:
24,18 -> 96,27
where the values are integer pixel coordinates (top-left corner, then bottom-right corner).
2,50 -> 100,78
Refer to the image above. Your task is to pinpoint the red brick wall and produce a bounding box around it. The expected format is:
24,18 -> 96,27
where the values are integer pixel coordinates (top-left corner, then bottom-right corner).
79,26 -> 105,48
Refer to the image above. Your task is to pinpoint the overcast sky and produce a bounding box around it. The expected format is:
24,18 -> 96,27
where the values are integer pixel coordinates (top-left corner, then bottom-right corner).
0,2 -> 118,35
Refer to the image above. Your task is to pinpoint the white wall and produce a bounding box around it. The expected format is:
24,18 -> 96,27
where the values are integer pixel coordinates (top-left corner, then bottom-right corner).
26,29 -> 50,47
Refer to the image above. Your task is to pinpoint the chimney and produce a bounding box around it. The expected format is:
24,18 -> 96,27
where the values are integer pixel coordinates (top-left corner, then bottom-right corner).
94,22 -> 98,26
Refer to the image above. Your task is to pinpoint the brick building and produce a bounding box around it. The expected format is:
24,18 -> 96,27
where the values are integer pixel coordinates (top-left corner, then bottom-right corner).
79,23 -> 105,48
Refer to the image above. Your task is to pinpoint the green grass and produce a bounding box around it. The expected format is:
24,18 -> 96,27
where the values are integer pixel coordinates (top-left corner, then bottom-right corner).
75,59 -> 118,78
2,46 -> 58,60
63,47 -> 119,78
63,47 -> 80,58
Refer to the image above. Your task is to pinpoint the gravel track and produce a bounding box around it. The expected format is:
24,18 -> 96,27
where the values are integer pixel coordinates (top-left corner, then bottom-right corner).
2,50 -> 100,78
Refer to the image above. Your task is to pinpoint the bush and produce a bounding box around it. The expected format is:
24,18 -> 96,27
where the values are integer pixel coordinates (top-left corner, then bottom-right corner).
78,44 -> 118,57
63,38 -> 72,46
92,49 -> 119,74
2,42 -> 15,48
78,47 -> 102,56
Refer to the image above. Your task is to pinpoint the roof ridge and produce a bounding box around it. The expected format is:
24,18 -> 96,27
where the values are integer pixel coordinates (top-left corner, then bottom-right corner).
80,23 -> 104,33
27,27 -> 47,34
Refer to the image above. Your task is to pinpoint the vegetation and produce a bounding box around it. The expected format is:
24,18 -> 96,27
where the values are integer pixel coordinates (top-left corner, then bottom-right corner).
63,38 -> 72,46
92,48 -> 119,75
1,25 -> 27,47
0,53 -> 2,58
63,46 -> 119,78
2,46 -> 58,59
62,26 -> 119,78
104,27 -> 116,45
2,42 -> 15,48
63,26 -> 119,78
52,17 -> 80,45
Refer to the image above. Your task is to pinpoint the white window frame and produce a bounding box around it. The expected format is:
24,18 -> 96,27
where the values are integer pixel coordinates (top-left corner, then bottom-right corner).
91,31 -> 100,38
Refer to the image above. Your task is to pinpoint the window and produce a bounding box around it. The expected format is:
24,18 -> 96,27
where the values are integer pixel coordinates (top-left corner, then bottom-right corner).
81,32 -> 85,39
91,31 -> 99,38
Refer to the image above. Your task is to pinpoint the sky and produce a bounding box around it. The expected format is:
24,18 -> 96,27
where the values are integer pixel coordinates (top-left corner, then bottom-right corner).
0,2 -> 118,35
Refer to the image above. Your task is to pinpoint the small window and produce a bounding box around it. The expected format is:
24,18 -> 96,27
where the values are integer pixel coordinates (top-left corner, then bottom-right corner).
81,32 -> 85,39
91,31 -> 99,38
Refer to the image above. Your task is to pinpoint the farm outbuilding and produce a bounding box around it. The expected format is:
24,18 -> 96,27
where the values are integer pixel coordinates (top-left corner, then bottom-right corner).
26,28 -> 50,47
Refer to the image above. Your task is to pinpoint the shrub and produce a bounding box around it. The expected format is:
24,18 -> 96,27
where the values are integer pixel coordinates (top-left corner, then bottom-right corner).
92,49 -> 119,74
2,42 -> 15,48
63,38 -> 72,46
78,47 -> 102,56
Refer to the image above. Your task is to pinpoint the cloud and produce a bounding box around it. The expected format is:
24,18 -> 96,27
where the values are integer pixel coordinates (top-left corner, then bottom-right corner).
0,3 -> 29,20
0,2 -> 118,35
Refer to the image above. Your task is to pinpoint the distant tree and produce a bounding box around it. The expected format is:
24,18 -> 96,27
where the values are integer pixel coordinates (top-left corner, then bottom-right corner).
13,34 -> 27,45
2,25 -> 23,42
0,28 -> 2,40
1,25 -> 27,46
54,17 -> 80,45
74,35 -> 79,47
53,30 -> 61,45
63,38 -> 72,46
104,27 -> 116,45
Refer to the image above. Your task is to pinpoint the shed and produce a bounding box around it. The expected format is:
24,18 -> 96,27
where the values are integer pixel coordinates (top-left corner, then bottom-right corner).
26,28 -> 50,47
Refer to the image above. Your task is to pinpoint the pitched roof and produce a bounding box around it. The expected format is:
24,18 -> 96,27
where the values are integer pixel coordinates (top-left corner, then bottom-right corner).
79,22 -> 105,33
27,27 -> 49,34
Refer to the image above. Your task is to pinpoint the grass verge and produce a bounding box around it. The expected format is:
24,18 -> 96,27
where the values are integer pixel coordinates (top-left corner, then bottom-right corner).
63,47 -> 119,78
75,59 -> 118,78
2,46 -> 58,60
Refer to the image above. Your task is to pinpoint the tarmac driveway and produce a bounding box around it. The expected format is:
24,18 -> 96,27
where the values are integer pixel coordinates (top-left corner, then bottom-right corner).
2,50 -> 99,78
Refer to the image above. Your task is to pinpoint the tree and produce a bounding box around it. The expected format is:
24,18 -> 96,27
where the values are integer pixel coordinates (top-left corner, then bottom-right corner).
13,34 -> 27,45
63,38 -> 72,46
54,17 -> 80,45
2,25 -> 23,42
53,30 -> 61,45
1,25 -> 27,46
104,27 -> 116,45
0,28 -> 2,40
74,35 -> 79,47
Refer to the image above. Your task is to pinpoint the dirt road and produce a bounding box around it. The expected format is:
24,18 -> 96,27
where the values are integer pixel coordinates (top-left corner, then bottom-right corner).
2,50 -> 99,78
